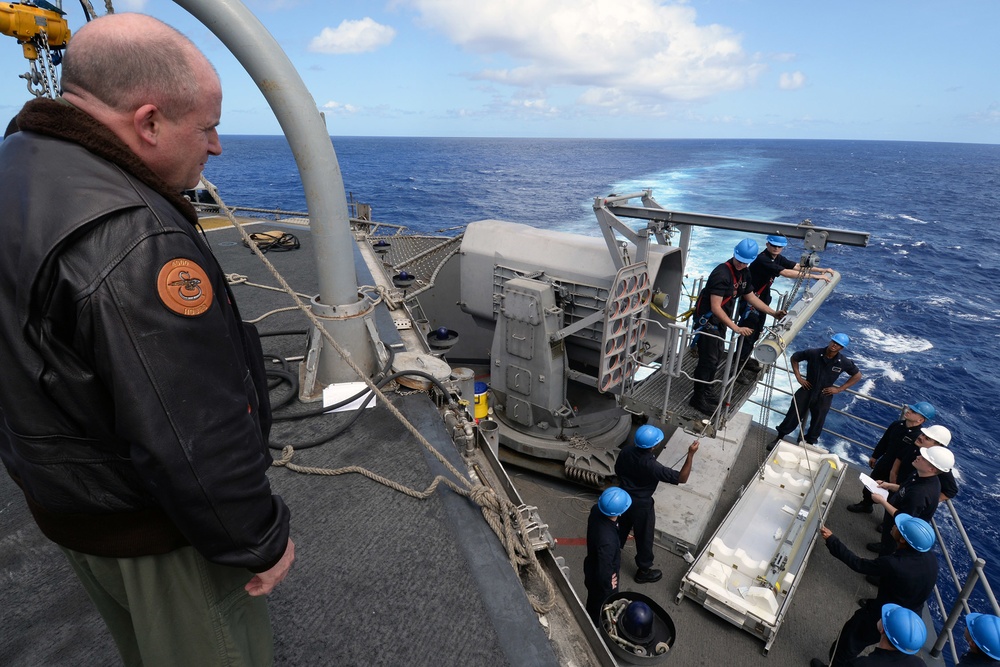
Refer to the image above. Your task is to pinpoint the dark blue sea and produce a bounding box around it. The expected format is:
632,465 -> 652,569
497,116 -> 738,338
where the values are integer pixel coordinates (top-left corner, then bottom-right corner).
205,136 -> 1000,623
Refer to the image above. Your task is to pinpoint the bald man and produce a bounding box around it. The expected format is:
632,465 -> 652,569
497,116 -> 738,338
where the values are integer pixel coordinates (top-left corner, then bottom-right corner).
0,13 -> 292,666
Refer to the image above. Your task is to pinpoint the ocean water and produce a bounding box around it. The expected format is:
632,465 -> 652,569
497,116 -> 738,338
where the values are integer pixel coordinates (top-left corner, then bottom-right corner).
204,136 -> 1000,616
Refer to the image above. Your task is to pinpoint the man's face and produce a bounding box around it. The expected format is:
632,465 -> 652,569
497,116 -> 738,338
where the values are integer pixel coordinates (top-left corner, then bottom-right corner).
154,64 -> 222,191
733,258 -> 749,270
825,341 -> 844,356
916,432 -> 940,449
913,453 -> 938,474
903,407 -> 926,428
766,242 -> 784,255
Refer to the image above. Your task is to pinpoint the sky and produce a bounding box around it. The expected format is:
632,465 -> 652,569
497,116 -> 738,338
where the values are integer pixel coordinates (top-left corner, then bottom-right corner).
2,0 -> 998,143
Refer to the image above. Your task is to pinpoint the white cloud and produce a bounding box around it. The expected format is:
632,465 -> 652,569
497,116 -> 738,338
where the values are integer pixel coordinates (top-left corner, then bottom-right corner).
971,102 -> 1000,123
399,0 -> 763,109
779,71 -> 806,91
321,101 -> 360,114
513,97 -> 559,115
309,18 -> 396,54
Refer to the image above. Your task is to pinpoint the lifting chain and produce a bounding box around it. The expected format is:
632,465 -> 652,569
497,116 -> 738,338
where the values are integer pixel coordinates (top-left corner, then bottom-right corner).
20,30 -> 58,98
785,262 -> 810,305
11,0 -> 116,99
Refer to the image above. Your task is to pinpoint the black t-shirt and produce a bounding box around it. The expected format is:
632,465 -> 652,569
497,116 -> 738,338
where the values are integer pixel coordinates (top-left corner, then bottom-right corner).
614,444 -> 681,500
789,347 -> 860,390
748,250 -> 797,305
583,504 -> 622,589
695,259 -> 753,323
890,473 -> 941,521
873,420 -> 921,461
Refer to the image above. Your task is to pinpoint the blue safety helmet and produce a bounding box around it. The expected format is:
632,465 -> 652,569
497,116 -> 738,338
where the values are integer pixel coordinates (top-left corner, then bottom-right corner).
619,600 -> 655,643
967,613 -> 1000,660
881,603 -> 927,655
830,333 -> 850,348
908,401 -> 936,421
894,513 -> 935,553
597,487 -> 632,517
733,238 -> 759,264
635,424 -> 664,449
766,234 -> 788,247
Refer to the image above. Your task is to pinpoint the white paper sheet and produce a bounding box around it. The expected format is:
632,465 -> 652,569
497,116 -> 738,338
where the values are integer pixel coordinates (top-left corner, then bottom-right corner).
859,473 -> 889,499
323,382 -> 377,413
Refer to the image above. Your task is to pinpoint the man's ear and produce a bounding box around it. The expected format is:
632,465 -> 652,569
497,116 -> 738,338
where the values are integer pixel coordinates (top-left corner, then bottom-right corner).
132,104 -> 161,146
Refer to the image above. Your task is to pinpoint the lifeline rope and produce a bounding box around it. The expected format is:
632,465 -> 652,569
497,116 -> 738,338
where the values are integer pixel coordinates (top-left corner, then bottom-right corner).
763,333 -> 878,663
202,179 -> 556,613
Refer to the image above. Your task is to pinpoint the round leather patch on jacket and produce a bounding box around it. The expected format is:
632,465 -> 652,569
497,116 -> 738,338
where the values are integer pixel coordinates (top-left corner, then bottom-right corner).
157,258 -> 214,317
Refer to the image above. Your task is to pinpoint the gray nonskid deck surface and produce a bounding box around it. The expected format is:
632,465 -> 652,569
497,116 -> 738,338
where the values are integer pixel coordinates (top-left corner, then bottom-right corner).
512,421 -> 945,667
0,223 -> 559,666
216,223 -> 559,666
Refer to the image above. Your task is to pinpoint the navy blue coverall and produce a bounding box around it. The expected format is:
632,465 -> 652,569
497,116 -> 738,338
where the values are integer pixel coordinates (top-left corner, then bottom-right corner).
824,535 -> 938,667
583,504 -> 622,624
615,444 -> 680,572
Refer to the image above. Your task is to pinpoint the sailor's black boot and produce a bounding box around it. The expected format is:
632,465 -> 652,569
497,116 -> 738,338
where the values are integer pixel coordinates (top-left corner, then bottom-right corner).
634,568 -> 663,584
846,501 -> 874,514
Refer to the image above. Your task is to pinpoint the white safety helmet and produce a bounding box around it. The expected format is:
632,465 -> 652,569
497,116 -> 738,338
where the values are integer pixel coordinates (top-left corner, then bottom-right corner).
920,424 -> 952,447
920,446 -> 954,473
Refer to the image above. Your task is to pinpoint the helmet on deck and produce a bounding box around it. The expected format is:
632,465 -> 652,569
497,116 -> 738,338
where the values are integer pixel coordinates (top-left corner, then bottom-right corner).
766,234 -> 788,247
908,402 -> 936,421
634,424 -> 664,449
598,487 -> 632,517
894,513 -> 935,553
920,446 -> 954,473
967,613 -> 1000,660
921,424 -> 951,446
830,333 -> 850,348
619,601 -> 655,643
733,238 -> 759,264
881,603 -> 927,655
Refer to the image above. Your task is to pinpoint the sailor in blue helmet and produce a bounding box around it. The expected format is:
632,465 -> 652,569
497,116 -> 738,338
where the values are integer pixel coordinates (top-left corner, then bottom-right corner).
847,604 -> 928,665
771,333 -> 862,447
963,612 -> 1000,664
814,514 -> 938,667
615,425 -> 699,583
847,401 -> 936,514
584,487 -> 632,624
735,234 -> 835,382
689,239 -> 787,414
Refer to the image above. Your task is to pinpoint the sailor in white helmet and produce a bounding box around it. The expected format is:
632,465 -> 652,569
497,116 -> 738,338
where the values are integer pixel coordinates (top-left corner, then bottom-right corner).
867,445 -> 954,555
847,401 -> 936,515
888,423 -> 959,503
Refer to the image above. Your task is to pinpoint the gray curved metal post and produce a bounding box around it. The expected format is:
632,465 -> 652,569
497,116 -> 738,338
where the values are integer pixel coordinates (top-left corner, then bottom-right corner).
174,0 -> 375,389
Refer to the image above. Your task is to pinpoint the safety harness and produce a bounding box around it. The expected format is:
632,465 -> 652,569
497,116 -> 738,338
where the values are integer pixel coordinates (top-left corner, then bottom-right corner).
690,260 -> 742,347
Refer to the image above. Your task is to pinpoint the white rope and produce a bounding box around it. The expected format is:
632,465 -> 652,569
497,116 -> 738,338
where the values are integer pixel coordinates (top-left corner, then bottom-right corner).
200,178 -> 556,612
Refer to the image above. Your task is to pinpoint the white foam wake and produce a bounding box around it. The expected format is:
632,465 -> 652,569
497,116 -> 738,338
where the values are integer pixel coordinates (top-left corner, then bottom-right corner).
859,327 -> 933,354
849,355 -> 906,383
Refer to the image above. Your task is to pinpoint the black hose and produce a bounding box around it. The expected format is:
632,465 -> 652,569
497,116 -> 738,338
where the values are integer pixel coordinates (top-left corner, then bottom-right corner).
267,367 -> 453,451
269,345 -> 397,421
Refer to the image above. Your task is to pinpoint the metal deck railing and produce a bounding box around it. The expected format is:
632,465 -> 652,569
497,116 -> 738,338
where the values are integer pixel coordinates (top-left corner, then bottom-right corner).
747,368 -> 999,665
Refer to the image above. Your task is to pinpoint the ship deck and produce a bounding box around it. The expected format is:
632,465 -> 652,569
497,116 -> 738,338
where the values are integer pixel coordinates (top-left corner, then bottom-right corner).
514,422 -> 946,666
0,219 -> 945,666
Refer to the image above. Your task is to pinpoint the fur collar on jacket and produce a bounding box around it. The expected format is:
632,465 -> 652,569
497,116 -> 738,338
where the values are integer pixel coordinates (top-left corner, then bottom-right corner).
15,97 -> 198,226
